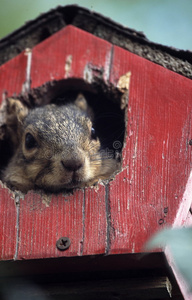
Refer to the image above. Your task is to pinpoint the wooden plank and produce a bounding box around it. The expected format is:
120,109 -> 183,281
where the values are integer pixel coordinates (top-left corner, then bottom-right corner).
108,46 -> 192,254
0,51 -> 28,102
0,51 -> 28,260
0,182 -> 17,260
30,25 -> 112,89
17,190 -> 84,259
83,185 -> 107,255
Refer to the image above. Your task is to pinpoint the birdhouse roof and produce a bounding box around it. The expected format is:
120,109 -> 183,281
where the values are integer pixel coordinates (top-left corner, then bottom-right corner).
0,5 -> 192,79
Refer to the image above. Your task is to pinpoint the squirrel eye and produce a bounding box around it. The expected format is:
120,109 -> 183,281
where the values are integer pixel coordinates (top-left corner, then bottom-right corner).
25,133 -> 37,150
91,127 -> 97,140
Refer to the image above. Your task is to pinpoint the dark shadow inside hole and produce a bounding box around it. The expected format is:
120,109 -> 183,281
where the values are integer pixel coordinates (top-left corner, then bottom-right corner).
0,79 -> 126,189
52,90 -> 125,155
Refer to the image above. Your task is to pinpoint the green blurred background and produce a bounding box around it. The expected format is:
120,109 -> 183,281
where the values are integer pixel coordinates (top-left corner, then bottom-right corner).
0,0 -> 192,50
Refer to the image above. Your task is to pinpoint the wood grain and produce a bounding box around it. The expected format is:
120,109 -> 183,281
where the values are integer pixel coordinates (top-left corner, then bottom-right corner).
83,184 -> 107,255
30,25 -> 112,89
0,51 -> 28,260
17,190 -> 84,259
0,183 -> 17,260
0,51 -> 27,99
108,45 -> 192,254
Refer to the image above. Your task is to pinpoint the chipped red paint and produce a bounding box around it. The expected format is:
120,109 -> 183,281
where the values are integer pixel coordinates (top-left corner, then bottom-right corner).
0,50 -> 28,98
30,26 -> 112,89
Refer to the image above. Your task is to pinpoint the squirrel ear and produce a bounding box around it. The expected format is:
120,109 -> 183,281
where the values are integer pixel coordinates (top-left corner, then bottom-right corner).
7,98 -> 29,123
74,93 -> 88,111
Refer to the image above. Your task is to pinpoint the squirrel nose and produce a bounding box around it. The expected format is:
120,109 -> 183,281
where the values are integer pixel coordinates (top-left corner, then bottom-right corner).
61,159 -> 83,172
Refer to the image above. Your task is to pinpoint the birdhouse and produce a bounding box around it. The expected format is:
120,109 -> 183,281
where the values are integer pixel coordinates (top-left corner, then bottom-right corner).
0,5 -> 192,299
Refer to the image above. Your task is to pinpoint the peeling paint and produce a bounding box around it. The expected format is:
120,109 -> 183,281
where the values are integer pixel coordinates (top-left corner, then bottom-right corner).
127,198 -> 130,210
83,63 -> 93,83
65,55 -> 73,78
22,48 -> 32,93
103,48 -> 113,82
42,194 -> 52,207
0,98 -> 7,138
83,63 -> 104,84
0,180 -> 24,202
117,71 -> 131,110
117,71 -> 131,93
132,134 -> 138,159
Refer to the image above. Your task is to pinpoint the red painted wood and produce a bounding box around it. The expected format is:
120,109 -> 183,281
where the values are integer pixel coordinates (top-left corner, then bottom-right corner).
83,185 -> 107,255
30,25 -> 112,89
108,46 -> 192,254
17,186 -> 107,259
0,51 -> 27,101
0,183 -> 17,260
17,190 -> 84,259
0,51 -> 28,260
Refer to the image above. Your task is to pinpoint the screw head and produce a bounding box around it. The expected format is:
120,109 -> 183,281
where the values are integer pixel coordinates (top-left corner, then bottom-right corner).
56,237 -> 71,251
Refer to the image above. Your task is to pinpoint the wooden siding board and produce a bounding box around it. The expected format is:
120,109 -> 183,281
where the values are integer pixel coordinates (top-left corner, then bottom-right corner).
108,45 -> 192,254
0,184 -> 17,260
17,190 -> 84,259
83,185 -> 107,255
0,51 -> 27,100
30,25 -> 113,88
0,52 -> 28,260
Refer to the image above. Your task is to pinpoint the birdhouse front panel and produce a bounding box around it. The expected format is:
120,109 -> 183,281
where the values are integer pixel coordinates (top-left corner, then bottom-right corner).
0,24 -> 192,261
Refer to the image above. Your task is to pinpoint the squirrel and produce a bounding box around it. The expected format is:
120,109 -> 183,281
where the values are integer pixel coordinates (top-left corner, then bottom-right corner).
1,94 -> 120,193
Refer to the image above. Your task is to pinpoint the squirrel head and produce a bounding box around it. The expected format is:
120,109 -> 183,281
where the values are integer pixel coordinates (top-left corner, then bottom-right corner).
2,94 -> 119,193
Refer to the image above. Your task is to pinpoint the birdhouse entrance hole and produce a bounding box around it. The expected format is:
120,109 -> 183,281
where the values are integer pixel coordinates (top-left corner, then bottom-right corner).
0,78 -> 127,193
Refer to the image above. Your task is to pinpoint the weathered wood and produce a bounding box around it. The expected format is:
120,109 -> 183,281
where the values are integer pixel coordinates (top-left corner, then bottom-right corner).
30,25 -> 112,88
17,190 -> 84,259
0,182 -> 17,260
83,184 -> 107,255
0,48 -> 28,261
108,45 -> 192,254
0,50 -> 27,98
